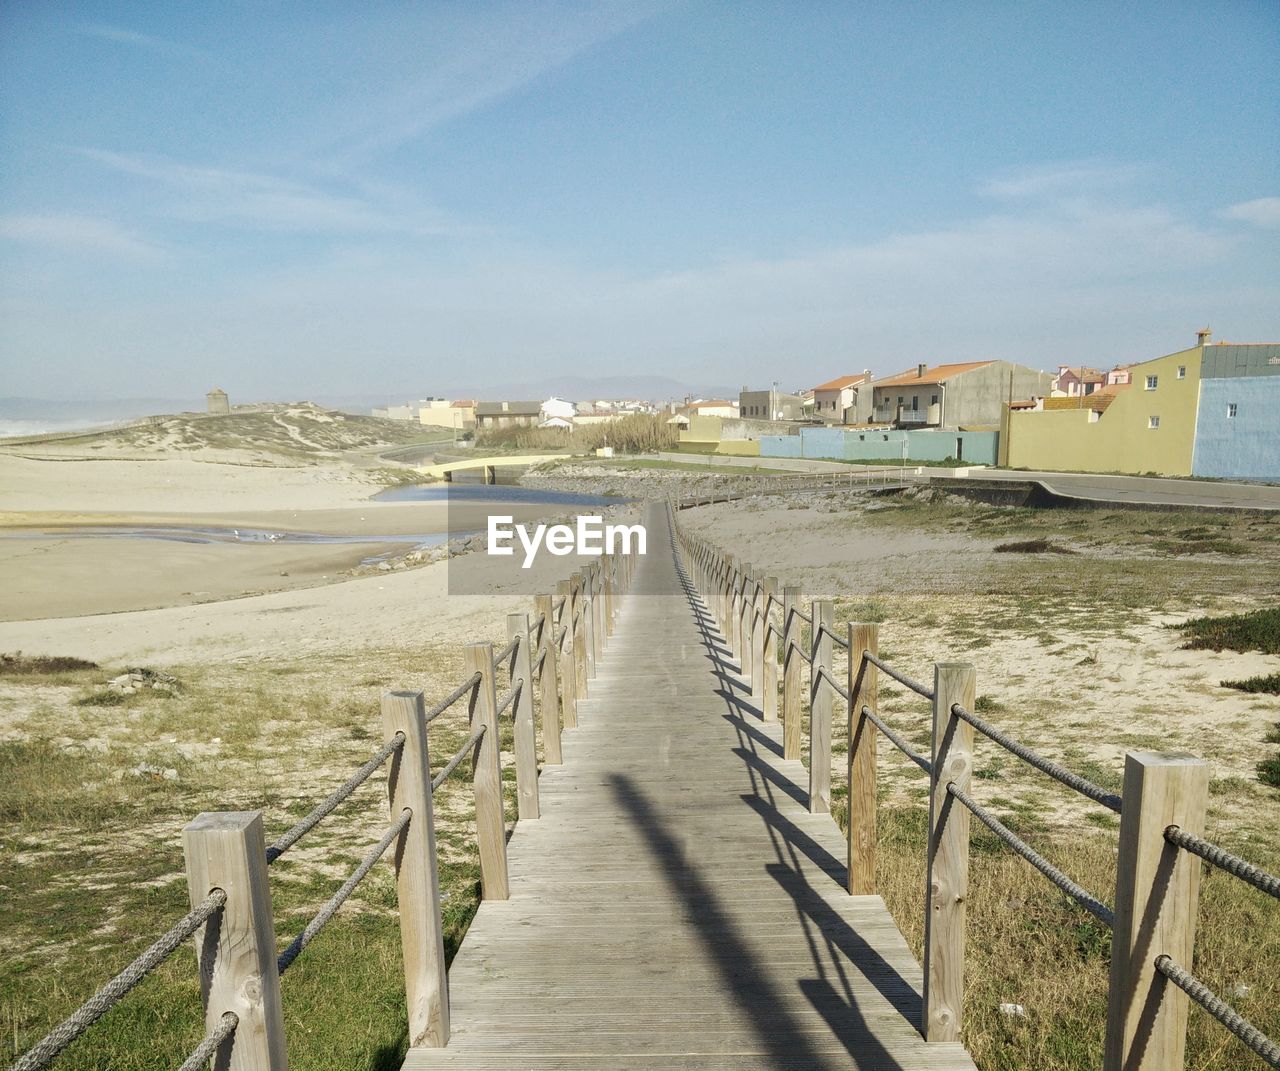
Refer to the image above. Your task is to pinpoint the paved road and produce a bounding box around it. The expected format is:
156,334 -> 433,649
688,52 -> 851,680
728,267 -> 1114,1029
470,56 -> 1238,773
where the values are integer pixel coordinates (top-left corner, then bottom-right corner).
947,469 -> 1280,511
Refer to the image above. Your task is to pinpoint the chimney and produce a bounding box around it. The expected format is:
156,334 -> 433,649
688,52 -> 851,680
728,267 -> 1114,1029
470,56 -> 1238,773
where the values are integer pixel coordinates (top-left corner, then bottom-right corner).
1197,327 -> 1212,347
916,363 -> 927,378
863,368 -> 873,383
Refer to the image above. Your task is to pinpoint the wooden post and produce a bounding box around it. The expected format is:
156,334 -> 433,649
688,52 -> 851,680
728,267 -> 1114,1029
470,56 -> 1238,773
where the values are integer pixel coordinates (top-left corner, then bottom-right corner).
725,554 -> 738,651
750,579 -> 766,706
761,578 -> 778,722
465,642 -> 509,900
1103,753 -> 1209,1071
923,662 -> 976,1042
809,599 -> 833,814
740,569 -> 755,683
570,574 -> 589,699
506,613 -> 540,820
782,585 -> 803,761
580,569 -> 597,681
182,811 -> 288,1071
535,594 -> 563,763
591,562 -> 604,663
847,623 -> 879,896
603,554 -> 615,637
381,691 -> 450,1047
555,580 -> 579,729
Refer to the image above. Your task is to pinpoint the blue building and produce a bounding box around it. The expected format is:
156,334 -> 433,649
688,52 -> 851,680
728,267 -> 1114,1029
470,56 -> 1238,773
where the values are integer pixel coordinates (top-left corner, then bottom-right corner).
1192,344 -> 1280,481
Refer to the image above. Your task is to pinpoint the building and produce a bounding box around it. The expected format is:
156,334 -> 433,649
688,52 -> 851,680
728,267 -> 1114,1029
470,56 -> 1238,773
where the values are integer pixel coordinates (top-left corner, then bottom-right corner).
541,397 -> 577,422
1192,341 -> 1280,480
419,399 -> 475,431
739,386 -> 805,421
538,416 -> 574,431
871,361 -> 1053,430
1001,330 -> 1279,478
1051,366 -> 1106,397
811,373 -> 873,424
206,388 -> 230,415
474,401 -> 542,429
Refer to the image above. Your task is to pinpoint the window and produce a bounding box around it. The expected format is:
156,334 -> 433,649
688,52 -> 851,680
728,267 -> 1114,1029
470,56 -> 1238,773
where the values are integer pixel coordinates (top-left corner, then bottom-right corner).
1177,366 -> 1186,379
1227,403 -> 1238,419
931,394 -> 939,406
1145,375 -> 1158,390
1148,416 -> 1160,430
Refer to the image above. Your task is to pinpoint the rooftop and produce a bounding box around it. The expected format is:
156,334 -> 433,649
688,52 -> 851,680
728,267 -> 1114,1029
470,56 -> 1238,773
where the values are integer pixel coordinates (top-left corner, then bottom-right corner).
812,373 -> 870,392
873,361 -> 994,388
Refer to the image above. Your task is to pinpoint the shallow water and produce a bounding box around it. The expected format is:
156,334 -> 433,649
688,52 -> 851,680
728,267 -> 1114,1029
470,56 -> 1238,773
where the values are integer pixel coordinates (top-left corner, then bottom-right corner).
372,482 -> 623,506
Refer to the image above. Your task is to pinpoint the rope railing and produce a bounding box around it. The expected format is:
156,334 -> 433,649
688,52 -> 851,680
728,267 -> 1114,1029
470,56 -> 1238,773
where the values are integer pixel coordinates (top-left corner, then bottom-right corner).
495,679 -> 522,718
791,608 -> 812,625
1164,825 -> 1280,901
532,647 -> 548,674
431,724 -> 487,792
859,704 -> 932,774
426,673 -> 482,724
864,651 -> 934,700
277,808 -> 413,975
951,702 -> 1123,815
816,664 -> 847,699
493,636 -> 519,668
818,623 -> 849,649
11,889 -> 229,1071
947,783 -> 1115,925
174,1012 -> 238,1071
266,734 -> 405,864
1154,956 -> 1280,1069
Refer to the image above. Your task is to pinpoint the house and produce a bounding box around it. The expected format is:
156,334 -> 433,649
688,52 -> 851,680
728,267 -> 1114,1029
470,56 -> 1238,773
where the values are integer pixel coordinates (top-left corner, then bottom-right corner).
541,397 -> 577,422
1105,367 -> 1132,387
538,416 -> 574,431
738,386 -> 805,421
812,373 -> 873,424
683,398 -> 739,418
474,401 -> 542,429
1192,337 -> 1280,480
871,361 -> 1054,430
1051,366 -> 1106,397
1002,329 -> 1279,478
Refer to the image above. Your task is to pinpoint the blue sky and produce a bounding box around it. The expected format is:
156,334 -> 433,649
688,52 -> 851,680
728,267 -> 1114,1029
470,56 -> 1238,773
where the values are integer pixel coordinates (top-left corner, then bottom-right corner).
1,1 -> 1277,399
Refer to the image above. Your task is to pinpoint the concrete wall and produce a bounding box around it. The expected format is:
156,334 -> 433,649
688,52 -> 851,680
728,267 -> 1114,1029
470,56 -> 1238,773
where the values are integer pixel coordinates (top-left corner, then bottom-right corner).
942,362 -> 1054,428
1004,345 -> 1202,476
757,426 -> 998,465
1193,377 -> 1280,479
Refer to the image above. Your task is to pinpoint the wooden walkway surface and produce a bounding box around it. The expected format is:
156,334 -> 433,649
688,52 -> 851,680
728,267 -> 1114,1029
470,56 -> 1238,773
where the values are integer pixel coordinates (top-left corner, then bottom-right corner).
405,506 -> 977,1070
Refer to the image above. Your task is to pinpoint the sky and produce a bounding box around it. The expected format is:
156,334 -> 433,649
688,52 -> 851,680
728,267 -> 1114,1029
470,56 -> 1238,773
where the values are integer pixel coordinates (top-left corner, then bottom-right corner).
1,0 -> 1278,400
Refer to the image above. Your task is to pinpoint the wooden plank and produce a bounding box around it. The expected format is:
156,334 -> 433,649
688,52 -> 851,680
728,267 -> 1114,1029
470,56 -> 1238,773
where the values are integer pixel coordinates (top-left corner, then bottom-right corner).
847,622 -> 878,895
465,642 -> 509,900
507,613 -> 540,820
809,599 -> 833,814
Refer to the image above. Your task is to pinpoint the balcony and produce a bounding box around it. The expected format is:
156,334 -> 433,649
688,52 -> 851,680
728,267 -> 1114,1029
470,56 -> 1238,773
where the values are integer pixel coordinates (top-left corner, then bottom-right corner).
897,409 -> 928,424
873,407 -> 932,425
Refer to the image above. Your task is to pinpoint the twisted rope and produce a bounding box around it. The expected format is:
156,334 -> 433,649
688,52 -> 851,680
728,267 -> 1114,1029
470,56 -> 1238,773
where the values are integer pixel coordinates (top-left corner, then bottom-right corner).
819,623 -> 849,649
865,652 -> 934,699
175,1012 -> 238,1071
431,724 -> 487,791
861,705 -> 931,774
277,808 -> 411,975
1155,956 -> 1280,1068
951,703 -> 1123,814
266,734 -> 404,864
532,647 -> 548,675
947,783 -> 1114,925
425,673 -> 481,724
493,636 -> 519,668
791,608 -> 812,625
11,889 -> 228,1071
1164,826 -> 1280,900
816,665 -> 849,700
495,679 -> 523,718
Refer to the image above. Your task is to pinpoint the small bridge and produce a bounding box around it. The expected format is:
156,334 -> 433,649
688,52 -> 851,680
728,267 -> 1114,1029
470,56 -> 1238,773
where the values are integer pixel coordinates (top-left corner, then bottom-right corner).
416,453 -> 572,482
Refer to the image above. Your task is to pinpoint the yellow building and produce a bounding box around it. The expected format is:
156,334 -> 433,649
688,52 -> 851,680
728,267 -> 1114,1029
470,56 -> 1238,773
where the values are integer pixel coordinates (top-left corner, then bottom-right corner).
1001,343 -> 1203,476
677,415 -> 762,456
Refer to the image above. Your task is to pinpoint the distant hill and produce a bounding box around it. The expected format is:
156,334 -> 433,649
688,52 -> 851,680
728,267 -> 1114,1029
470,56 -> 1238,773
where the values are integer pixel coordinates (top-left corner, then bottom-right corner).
1,402 -> 447,461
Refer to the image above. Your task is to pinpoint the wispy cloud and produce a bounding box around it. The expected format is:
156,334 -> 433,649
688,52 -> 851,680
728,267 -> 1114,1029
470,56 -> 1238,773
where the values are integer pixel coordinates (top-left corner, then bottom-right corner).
1222,196 -> 1280,229
70,22 -> 206,59
979,161 -> 1144,201
318,2 -> 668,160
79,149 -> 460,236
0,214 -> 163,261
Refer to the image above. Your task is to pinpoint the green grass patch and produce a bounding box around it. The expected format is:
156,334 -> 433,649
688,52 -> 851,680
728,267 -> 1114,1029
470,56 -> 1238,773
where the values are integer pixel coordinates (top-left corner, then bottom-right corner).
0,652 -> 99,675
1177,606 -> 1280,654
1221,671 -> 1280,695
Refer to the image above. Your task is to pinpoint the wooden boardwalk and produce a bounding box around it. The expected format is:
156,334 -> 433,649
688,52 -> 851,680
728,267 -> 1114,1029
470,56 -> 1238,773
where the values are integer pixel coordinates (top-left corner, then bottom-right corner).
405,507 -> 977,1071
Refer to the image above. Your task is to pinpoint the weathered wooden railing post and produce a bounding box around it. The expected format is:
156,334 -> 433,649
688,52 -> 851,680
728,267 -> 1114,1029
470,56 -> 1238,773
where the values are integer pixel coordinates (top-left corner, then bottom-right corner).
724,553 -> 737,649
847,623 -> 879,895
782,585 -> 803,760
761,578 -> 778,721
556,579 -> 579,728
570,573 -> 589,699
381,691 -> 450,1047
580,569 -> 597,681
590,562 -> 604,664
750,578 -> 766,706
1103,752 -> 1209,1071
182,811 -> 288,1070
739,567 -> 755,682
535,594 -> 563,763
603,553 -> 615,637
924,662 -> 975,1042
465,642 -> 509,900
809,599 -> 834,813
506,613 -> 540,820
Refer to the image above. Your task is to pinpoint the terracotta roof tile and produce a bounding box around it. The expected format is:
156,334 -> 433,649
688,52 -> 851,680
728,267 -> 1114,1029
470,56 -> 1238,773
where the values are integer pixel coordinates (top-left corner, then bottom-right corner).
873,361 -> 995,388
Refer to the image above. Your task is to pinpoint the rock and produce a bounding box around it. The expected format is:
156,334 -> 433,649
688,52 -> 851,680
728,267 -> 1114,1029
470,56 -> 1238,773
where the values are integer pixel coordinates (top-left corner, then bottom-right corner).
998,1003 -> 1027,1018
377,561 -> 392,571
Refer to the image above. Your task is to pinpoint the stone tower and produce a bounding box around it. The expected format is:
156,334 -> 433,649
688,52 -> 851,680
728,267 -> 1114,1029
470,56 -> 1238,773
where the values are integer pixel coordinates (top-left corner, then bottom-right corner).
206,388 -> 230,415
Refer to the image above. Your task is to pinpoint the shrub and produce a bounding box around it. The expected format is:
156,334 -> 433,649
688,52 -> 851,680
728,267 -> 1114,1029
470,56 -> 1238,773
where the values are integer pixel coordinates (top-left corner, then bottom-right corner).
1177,606 -> 1280,654
475,413 -> 678,454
